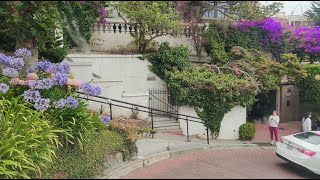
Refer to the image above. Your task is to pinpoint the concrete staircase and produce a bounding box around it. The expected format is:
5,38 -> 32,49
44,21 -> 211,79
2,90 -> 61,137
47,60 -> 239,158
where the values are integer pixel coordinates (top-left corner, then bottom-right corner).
149,117 -> 181,131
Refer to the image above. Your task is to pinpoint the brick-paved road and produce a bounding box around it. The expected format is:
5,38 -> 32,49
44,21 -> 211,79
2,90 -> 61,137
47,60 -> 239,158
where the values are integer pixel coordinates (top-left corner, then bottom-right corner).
121,148 -> 319,179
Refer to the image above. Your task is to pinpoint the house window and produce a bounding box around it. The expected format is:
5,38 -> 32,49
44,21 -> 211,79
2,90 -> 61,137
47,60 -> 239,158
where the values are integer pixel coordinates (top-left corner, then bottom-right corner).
203,1 -> 215,18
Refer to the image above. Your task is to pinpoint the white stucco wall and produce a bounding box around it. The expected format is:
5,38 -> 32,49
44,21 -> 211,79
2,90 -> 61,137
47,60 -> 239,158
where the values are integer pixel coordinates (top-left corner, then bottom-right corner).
178,106 -> 210,139
64,54 -> 246,139
217,105 -> 247,140
63,54 -> 166,119
178,105 -> 247,140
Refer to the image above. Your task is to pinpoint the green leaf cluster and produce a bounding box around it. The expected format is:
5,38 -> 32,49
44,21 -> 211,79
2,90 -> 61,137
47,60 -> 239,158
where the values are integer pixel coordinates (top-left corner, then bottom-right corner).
147,43 -> 306,136
0,97 -> 61,179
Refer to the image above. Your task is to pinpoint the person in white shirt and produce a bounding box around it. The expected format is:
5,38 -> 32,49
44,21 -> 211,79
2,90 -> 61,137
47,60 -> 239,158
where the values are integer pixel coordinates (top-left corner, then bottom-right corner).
302,112 -> 312,132
268,110 -> 280,145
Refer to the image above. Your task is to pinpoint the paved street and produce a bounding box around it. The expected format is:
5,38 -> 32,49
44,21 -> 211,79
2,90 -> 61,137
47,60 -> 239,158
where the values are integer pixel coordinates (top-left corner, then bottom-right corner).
120,148 -> 319,179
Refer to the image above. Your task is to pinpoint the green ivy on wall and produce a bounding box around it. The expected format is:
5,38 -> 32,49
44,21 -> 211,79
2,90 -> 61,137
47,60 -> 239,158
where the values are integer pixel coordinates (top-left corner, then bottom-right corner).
145,42 -> 306,137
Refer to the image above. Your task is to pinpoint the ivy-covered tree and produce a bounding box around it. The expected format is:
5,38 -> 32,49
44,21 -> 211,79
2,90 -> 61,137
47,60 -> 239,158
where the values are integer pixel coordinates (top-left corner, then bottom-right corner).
146,42 -> 306,137
174,1 -> 210,57
305,1 -> 320,26
112,1 -> 181,53
0,1 -> 60,69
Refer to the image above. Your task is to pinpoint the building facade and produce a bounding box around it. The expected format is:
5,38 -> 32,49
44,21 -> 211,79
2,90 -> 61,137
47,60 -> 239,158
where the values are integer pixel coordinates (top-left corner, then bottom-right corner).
273,12 -> 312,29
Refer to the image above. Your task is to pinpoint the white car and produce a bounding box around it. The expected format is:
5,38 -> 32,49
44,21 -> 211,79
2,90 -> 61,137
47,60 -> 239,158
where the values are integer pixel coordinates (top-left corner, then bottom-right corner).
276,131 -> 320,175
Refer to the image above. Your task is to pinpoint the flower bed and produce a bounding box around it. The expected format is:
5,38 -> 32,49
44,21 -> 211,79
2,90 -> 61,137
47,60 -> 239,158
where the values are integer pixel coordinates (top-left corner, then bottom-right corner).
0,48 -> 117,178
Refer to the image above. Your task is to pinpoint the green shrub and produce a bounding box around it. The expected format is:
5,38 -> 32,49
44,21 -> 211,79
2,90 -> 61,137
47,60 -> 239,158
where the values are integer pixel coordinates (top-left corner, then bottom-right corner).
0,98 -> 61,179
143,42 -> 191,81
42,129 -> 129,179
297,64 -> 320,108
39,46 -> 68,64
46,100 -> 103,149
239,122 -> 256,140
108,119 -> 140,160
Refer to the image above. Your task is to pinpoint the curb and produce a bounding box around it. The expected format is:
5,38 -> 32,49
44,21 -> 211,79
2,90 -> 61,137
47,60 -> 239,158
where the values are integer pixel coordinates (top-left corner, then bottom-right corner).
210,143 -> 261,150
97,142 -> 263,179
97,147 -> 205,179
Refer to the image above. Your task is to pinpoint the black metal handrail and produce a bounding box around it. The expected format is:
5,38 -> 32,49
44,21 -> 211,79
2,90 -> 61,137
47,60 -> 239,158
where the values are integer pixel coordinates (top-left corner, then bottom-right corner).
149,92 -> 178,120
76,91 -> 210,144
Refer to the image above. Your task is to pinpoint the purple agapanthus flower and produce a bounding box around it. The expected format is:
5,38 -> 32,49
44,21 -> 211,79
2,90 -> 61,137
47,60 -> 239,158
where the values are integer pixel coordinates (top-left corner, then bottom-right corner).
79,82 -> 102,96
34,78 -> 54,90
23,90 -> 41,103
8,57 -> 25,69
65,97 -> 79,109
48,63 -> 70,74
0,53 -> 9,66
62,63 -> 71,74
53,99 -> 67,109
35,60 -> 52,72
34,98 -> 50,111
2,68 -> 19,78
94,86 -> 102,96
0,83 -> 9,94
14,48 -> 32,58
52,72 -> 68,87
100,115 -> 111,124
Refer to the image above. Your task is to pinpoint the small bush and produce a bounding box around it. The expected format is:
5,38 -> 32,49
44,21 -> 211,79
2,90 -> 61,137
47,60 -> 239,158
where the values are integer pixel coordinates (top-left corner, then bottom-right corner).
108,119 -> 143,160
42,129 -> 127,179
46,100 -> 104,149
239,122 -> 256,140
39,46 -> 69,64
0,98 -> 61,179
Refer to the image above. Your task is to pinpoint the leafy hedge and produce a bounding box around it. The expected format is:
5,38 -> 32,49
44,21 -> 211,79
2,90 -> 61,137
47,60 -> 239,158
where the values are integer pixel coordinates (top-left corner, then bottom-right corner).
297,64 -> 320,108
0,98 -> 61,179
239,122 -> 256,140
42,129 -> 131,179
146,43 -> 305,138
0,48 -> 126,178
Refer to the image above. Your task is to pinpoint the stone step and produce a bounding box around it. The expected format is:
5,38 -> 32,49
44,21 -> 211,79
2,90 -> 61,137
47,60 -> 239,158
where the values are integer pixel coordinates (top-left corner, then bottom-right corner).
153,125 -> 181,130
151,121 -> 179,125
149,118 -> 179,123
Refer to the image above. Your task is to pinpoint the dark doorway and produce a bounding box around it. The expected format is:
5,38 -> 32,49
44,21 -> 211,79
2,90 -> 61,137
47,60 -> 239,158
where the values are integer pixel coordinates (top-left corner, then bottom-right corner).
247,90 -> 277,122
280,85 -> 300,123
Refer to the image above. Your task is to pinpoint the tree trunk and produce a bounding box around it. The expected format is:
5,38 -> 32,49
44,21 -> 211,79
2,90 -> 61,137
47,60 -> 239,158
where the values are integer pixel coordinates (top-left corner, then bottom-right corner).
16,39 -> 38,71
139,43 -> 147,54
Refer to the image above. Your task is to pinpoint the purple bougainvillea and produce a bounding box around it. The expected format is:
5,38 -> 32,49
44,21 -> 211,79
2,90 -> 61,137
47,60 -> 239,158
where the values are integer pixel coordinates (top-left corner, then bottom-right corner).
289,26 -> 320,55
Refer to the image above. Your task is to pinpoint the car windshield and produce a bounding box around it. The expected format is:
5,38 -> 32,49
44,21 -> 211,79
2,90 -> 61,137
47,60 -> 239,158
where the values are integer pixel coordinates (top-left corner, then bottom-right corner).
294,132 -> 320,145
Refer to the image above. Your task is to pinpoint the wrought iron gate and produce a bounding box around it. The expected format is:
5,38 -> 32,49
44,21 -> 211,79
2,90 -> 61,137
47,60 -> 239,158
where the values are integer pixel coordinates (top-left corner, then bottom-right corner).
149,88 -> 178,118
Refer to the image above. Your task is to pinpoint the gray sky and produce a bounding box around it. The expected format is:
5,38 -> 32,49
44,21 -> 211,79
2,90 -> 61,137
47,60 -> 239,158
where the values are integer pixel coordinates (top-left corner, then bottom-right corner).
259,1 -> 312,15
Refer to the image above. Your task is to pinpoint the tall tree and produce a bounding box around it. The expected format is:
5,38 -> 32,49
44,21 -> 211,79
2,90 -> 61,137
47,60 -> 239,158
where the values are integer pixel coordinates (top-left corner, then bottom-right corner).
305,1 -> 320,26
174,1 -> 211,57
0,1 -> 60,69
112,1 -> 181,53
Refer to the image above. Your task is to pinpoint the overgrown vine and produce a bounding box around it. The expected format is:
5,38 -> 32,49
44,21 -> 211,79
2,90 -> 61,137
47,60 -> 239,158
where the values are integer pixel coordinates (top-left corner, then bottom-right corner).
145,42 -> 306,137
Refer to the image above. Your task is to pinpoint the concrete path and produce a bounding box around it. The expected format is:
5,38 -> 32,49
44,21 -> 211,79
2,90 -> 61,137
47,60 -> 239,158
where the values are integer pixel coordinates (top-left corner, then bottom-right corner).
101,121 -> 304,179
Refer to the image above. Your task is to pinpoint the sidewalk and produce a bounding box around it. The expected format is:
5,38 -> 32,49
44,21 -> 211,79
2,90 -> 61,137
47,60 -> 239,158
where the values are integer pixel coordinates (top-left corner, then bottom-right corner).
253,121 -> 302,143
136,132 -> 261,159
99,121 -> 302,179
138,121 -> 303,157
